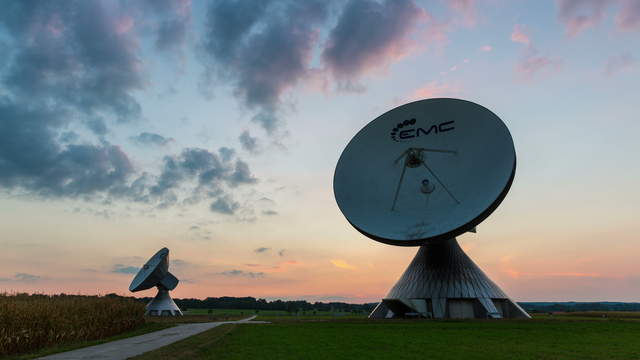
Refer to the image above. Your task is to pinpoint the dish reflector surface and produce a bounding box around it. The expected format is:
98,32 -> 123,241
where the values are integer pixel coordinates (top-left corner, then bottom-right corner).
333,98 -> 515,246
129,247 -> 174,292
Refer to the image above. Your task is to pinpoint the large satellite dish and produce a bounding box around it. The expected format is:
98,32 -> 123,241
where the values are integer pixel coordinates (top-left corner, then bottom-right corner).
334,98 -> 515,246
129,247 -> 183,316
334,98 -> 529,319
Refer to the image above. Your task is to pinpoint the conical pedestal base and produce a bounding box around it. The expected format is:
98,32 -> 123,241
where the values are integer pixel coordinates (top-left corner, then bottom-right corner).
146,287 -> 183,316
370,238 -> 529,319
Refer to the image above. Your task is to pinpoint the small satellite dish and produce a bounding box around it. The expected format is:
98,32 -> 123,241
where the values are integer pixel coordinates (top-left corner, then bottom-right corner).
334,98 -> 515,246
129,247 -> 182,316
334,98 -> 529,319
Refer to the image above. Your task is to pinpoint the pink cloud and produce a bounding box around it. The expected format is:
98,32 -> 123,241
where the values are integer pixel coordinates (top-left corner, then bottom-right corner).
480,45 -> 493,52
510,24 -> 561,80
554,0 -> 640,35
448,0 -> 477,26
323,0 -> 429,82
408,81 -> 459,101
616,0 -> 640,30
557,0 -> 611,36
511,24 -> 531,46
115,15 -> 135,34
516,54 -> 562,79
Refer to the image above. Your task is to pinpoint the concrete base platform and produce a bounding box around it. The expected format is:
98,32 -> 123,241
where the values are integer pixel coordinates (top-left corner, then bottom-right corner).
146,288 -> 182,316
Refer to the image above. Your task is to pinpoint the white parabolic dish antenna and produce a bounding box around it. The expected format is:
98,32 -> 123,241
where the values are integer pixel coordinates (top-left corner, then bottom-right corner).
334,98 -> 530,319
129,247 -> 183,316
334,98 -> 515,245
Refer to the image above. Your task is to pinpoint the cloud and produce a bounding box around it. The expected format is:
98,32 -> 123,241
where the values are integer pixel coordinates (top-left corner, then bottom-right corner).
217,269 -> 265,278
480,45 -> 493,52
0,100 -> 135,198
239,130 -> 259,153
322,0 -> 426,83
556,0 -> 640,34
140,0 -> 192,53
0,1 -> 145,201
557,0 -> 610,36
0,2 -> 152,203
131,132 -> 174,147
13,273 -> 41,282
448,0 -> 476,26
515,54 -> 562,79
200,0 -> 330,133
145,147 -> 257,210
510,24 -> 561,80
510,24 -> 531,46
262,209 -> 278,216
258,197 -> 276,205
210,195 -> 240,215
616,0 -> 640,30
218,147 -> 236,162
604,53 -> 635,76
0,1 -> 144,122
0,273 -> 41,282
556,0 -> 620,36
254,247 -> 271,254
171,259 -> 193,269
0,107 -> 258,211
112,264 -> 139,274
330,259 -> 357,270
87,117 -> 108,136
0,1 -> 262,219
408,81 -> 458,101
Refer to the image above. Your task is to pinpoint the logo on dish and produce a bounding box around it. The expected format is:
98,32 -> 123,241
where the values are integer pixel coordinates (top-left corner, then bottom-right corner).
390,118 -> 455,142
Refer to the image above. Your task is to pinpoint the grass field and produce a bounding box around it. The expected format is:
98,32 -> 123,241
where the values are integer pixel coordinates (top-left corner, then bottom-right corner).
133,317 -> 640,360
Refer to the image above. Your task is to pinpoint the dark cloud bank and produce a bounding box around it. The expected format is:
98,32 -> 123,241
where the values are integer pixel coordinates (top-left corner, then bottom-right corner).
199,0 -> 425,132
0,0 -> 257,215
0,0 -> 428,215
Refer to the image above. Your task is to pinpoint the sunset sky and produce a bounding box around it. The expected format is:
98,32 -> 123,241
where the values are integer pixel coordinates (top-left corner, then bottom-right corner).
1,0 -> 639,303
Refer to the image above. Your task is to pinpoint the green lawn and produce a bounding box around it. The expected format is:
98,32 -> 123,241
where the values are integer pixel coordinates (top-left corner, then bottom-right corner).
132,318 -> 640,360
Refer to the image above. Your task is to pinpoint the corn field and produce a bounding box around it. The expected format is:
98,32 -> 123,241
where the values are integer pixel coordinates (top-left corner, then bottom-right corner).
0,293 -> 145,356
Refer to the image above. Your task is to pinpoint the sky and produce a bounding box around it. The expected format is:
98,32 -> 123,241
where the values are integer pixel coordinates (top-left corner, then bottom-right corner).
0,0 -> 639,304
